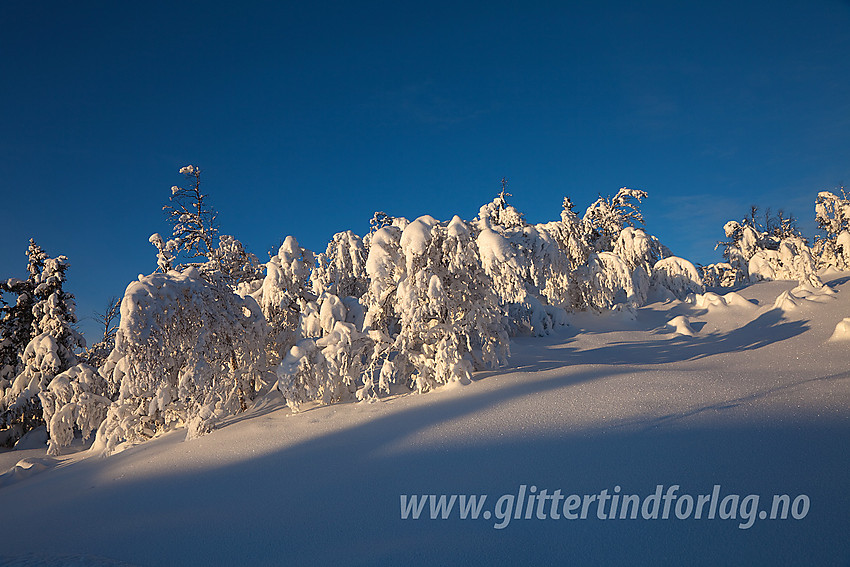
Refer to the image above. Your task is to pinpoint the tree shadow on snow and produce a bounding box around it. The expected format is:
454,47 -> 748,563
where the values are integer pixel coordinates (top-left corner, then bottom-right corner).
523,309 -> 810,367
3,368 -> 849,567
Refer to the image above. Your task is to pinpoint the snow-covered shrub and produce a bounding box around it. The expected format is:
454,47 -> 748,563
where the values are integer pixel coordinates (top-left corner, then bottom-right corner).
95,267 -> 267,453
39,363 -> 111,455
650,257 -> 704,300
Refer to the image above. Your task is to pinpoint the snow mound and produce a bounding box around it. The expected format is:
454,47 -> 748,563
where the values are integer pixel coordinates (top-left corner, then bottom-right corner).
721,291 -> 757,309
828,317 -> 850,342
791,282 -> 836,302
0,457 -> 58,488
774,284 -> 836,311
773,290 -> 801,311
665,315 -> 696,336
13,425 -> 48,450
692,291 -> 755,310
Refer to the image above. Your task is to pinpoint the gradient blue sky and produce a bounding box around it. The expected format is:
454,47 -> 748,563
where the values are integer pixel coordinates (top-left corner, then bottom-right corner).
2,0 -> 850,340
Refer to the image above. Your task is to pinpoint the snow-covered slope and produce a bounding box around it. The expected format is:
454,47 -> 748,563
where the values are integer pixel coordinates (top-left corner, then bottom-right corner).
2,275 -> 850,566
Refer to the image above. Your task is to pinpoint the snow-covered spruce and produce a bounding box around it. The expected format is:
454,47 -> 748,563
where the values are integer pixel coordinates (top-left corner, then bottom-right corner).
1,241 -> 84,445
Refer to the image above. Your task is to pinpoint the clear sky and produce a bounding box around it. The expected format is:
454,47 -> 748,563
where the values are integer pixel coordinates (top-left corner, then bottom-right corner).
2,0 -> 850,341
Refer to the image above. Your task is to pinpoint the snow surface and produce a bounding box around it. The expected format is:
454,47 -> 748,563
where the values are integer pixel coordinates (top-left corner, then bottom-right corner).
2,275 -> 850,566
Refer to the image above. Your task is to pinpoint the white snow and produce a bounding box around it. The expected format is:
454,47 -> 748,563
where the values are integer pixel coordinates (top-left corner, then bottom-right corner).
1,274 -> 850,566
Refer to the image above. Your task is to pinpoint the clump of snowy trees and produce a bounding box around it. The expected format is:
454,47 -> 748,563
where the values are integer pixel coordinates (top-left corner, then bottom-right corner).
704,203 -> 833,288
2,167 -> 846,455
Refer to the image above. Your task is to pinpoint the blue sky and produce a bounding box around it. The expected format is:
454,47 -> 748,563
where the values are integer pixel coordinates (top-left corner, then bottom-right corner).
2,0 -> 850,341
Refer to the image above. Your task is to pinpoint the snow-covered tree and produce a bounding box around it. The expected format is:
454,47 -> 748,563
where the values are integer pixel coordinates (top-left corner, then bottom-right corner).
164,165 -> 217,260
0,282 -> 33,384
814,189 -> 850,269
477,178 -> 525,229
719,209 -> 820,286
311,230 -> 369,299
81,296 -> 121,369
583,187 -> 648,252
0,240 -> 47,383
613,227 -> 665,274
149,232 -> 180,273
392,215 -> 509,391
206,234 -> 264,287
748,236 -> 821,287
39,363 -> 111,455
96,267 -> 268,454
1,242 -> 84,445
476,223 -> 569,335
355,215 -> 509,395
362,224 -> 405,336
155,167 -> 263,288
277,318 -> 375,409
582,251 -> 645,311
534,197 -> 592,311
650,257 -> 704,300
699,262 -> 740,288
254,236 -> 315,367
475,192 -> 580,333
